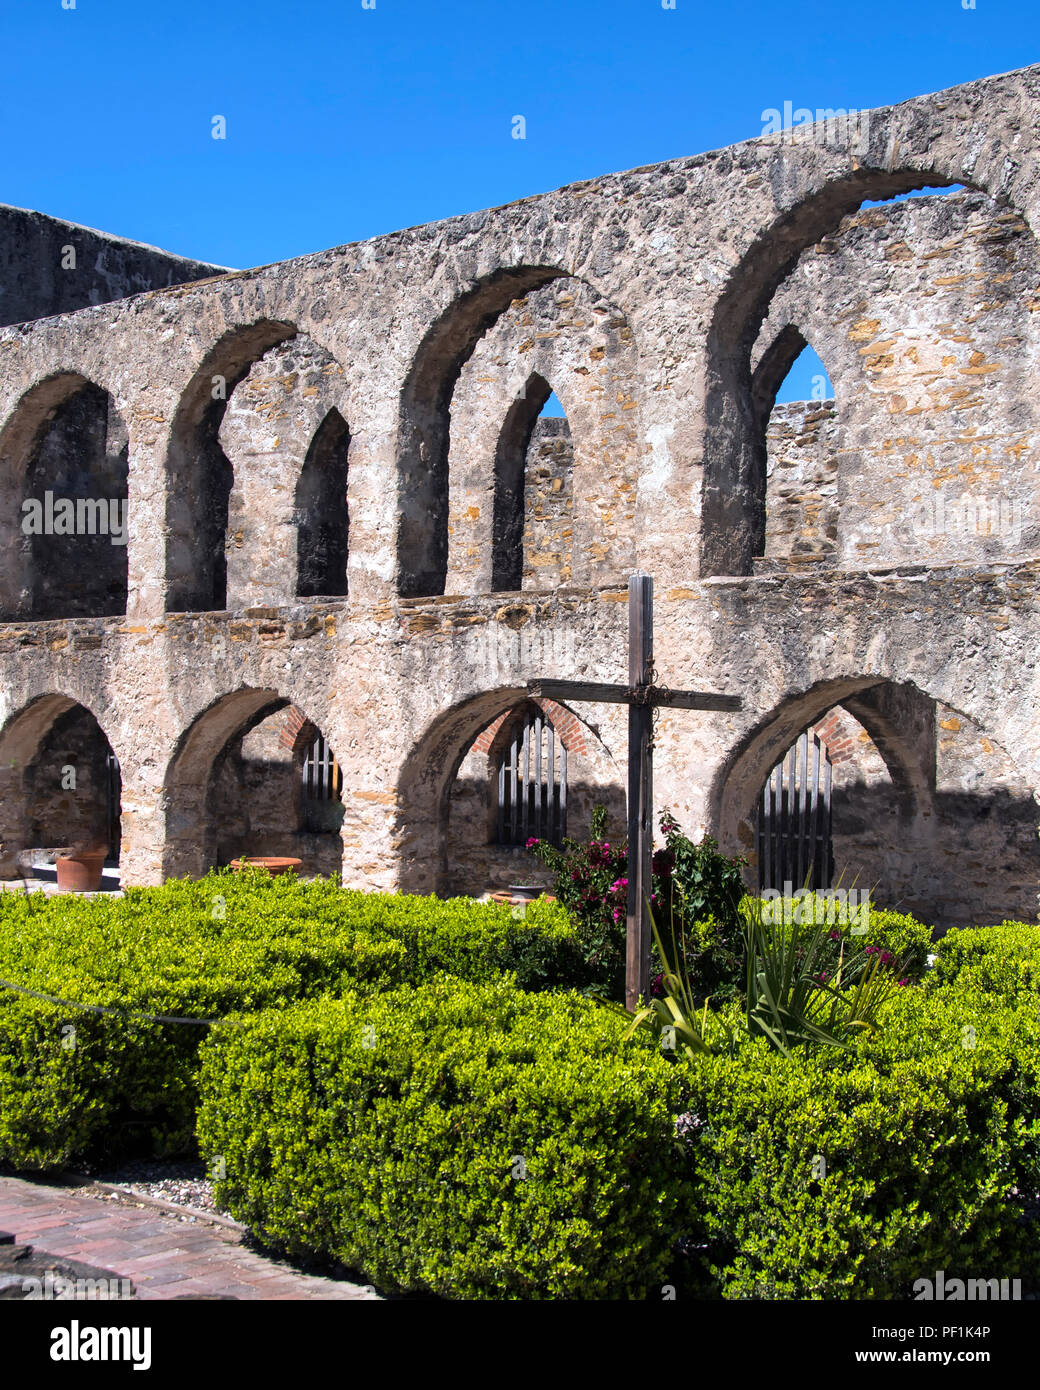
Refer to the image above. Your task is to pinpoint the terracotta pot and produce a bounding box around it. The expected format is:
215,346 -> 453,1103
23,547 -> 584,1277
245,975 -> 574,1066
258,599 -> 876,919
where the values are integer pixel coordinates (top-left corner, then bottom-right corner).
56,852 -> 107,893
489,887 -> 556,906
230,856 -> 302,877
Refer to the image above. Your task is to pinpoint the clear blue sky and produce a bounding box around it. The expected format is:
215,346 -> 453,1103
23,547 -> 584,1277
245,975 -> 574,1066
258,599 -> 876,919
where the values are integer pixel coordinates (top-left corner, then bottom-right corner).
3,0 -> 1036,401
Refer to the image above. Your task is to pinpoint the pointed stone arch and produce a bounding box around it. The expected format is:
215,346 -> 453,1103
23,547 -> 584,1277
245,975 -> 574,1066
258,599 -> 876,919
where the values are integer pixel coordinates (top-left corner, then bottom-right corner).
0,372 -> 129,619
164,319 -> 296,612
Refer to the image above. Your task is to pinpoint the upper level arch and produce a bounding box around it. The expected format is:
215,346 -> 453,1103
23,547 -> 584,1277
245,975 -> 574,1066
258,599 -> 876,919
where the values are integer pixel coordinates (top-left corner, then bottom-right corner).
697,165 -> 1017,577
0,371 -> 129,620
216,333 -> 350,607
396,265 -> 570,598
164,319 -> 296,613
441,276 -> 640,595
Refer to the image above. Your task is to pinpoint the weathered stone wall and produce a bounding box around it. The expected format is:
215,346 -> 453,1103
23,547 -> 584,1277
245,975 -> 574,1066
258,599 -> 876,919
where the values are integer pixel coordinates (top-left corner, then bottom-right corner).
0,204 -> 225,328
523,417 -> 573,591
0,65 -> 1037,929
755,191 -> 1040,569
758,401 -> 838,565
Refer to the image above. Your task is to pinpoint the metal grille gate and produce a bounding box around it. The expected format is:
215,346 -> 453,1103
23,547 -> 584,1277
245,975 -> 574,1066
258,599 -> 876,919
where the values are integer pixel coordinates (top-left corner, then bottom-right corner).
303,733 -> 342,802
105,751 -> 121,861
497,708 -> 567,847
756,729 -> 833,892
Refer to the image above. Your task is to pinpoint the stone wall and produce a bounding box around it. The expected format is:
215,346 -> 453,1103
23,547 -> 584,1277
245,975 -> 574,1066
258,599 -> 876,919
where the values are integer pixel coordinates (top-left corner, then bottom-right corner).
0,64 -> 1037,929
0,204 -> 225,329
757,401 -> 838,566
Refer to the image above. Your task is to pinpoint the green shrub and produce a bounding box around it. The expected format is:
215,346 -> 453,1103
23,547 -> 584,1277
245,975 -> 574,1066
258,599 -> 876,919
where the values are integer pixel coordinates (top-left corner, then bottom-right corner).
929,920 -> 1040,999
674,981 -> 1040,1298
0,872 -> 582,1169
196,975 -> 689,1299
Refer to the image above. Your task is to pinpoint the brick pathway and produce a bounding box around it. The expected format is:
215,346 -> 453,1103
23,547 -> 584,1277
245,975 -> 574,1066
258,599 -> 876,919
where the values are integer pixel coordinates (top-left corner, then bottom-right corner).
0,1175 -> 379,1300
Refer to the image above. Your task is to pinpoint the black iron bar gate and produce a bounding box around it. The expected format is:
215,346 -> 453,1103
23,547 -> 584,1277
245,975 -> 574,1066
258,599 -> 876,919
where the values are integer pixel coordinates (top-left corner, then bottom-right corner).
757,729 -> 833,893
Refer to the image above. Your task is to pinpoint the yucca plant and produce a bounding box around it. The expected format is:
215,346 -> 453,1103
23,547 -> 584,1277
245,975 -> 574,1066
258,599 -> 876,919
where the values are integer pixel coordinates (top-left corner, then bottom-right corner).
615,885 -> 907,1060
740,892 -> 902,1056
607,906 -> 731,1059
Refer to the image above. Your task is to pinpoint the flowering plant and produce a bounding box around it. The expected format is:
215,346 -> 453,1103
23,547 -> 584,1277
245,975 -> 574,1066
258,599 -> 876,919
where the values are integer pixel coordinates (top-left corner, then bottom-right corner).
527,806 -> 748,1002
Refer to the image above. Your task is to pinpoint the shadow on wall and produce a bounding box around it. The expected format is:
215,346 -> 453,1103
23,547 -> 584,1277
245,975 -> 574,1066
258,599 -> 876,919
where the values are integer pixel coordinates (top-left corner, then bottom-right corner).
446,774 -> 626,898
210,708 -> 344,878
27,704 -> 119,859
824,782 -> 1040,931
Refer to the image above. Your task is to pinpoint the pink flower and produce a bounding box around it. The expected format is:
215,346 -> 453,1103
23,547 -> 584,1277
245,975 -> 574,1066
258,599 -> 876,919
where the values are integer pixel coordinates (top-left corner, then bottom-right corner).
525,837 -> 539,849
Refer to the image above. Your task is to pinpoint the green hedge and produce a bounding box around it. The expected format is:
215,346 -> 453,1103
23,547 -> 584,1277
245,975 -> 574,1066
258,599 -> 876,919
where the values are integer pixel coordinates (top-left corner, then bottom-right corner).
0,872 -> 581,1169
196,975 -> 688,1299
675,980 -> 1040,1298
929,920 -> 1040,999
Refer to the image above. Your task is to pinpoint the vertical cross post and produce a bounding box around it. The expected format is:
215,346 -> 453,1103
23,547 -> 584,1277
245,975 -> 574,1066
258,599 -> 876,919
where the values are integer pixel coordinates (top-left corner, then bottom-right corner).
626,572 -> 654,1011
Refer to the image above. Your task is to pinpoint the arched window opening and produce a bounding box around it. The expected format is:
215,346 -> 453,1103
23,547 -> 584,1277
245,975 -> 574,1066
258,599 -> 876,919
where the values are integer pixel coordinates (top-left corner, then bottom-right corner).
23,381 -> 129,619
295,408 -> 349,597
750,329 -> 837,567
492,373 -> 573,592
165,320 -> 295,613
701,175 -> 973,578
494,703 -> 567,847
301,731 -> 343,831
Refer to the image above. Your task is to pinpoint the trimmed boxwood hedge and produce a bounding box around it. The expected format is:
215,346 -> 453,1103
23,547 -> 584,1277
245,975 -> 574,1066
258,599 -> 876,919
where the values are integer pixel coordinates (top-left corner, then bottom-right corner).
196,975 -> 689,1300
928,919 -> 1040,999
0,872 -> 581,1168
675,979 -> 1040,1299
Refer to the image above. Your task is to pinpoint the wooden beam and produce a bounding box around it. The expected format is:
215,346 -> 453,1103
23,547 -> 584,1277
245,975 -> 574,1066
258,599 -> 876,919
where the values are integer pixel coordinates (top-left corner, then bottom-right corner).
653,689 -> 742,712
626,573 -> 654,1012
527,679 -> 741,711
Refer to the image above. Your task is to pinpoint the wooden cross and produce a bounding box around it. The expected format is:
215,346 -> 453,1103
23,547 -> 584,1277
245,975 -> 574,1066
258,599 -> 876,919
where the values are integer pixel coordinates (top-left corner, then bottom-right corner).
528,573 -> 741,1011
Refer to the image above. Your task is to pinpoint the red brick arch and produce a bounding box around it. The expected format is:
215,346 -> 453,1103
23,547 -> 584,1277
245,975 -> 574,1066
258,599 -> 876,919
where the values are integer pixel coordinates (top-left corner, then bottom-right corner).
471,697 -> 587,759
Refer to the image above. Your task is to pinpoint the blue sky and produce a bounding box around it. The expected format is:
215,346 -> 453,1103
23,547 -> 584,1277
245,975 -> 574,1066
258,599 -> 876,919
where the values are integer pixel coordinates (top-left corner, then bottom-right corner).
3,0 -> 1035,402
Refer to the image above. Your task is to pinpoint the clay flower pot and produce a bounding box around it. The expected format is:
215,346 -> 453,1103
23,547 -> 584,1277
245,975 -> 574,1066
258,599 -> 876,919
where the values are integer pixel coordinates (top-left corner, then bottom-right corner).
55,851 -> 107,893
230,856 -> 302,877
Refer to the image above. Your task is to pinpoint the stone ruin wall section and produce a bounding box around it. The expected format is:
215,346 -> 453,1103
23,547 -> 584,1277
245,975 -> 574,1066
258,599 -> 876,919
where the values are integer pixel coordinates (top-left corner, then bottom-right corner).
0,65 -> 1037,924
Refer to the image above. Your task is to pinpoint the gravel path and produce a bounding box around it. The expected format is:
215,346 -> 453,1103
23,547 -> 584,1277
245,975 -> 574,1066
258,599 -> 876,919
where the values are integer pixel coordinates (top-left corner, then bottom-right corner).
83,1159 -> 232,1220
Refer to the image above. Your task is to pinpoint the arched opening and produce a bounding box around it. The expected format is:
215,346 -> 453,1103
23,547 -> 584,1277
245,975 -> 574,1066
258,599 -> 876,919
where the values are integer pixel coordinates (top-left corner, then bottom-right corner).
715,677 -> 1039,929
399,690 -> 625,897
164,320 -> 296,613
700,169 -> 973,577
0,694 -> 121,887
491,373 -> 574,591
295,408 -> 350,597
0,375 -> 129,619
397,266 -> 568,597
750,330 -> 837,566
162,690 -> 343,880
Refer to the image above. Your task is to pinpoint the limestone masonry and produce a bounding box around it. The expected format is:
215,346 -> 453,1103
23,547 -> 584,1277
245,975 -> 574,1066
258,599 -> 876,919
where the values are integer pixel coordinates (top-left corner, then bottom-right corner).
2,63 -> 1039,928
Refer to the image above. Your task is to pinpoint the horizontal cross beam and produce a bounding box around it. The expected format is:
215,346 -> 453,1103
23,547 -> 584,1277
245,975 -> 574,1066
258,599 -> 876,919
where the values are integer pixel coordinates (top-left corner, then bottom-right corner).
526,679 -> 741,712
